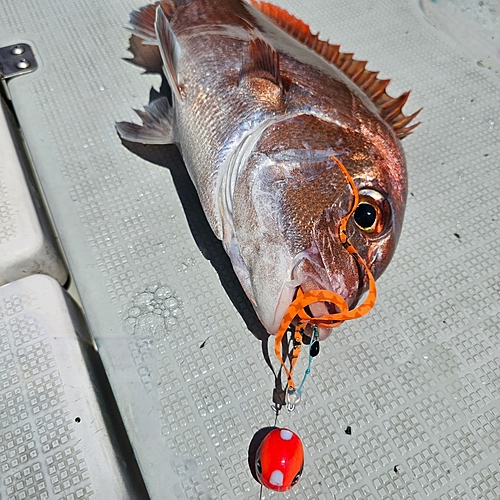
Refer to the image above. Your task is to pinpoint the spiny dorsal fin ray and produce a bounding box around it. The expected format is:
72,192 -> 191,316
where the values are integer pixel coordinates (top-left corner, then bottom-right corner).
250,0 -> 421,138
240,37 -> 282,88
155,6 -> 183,102
130,1 -> 175,39
129,0 -> 191,39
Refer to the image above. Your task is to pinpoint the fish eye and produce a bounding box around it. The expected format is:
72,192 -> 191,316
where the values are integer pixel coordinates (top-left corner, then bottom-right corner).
353,189 -> 391,235
354,202 -> 377,231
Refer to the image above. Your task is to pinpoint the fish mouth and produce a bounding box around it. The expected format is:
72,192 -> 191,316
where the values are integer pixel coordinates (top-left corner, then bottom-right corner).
292,275 -> 344,341
300,275 -> 343,310
281,253 -> 360,341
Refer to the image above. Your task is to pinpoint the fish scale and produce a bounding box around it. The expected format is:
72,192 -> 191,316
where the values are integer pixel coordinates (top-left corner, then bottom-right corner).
176,34 -> 292,237
117,0 -> 418,339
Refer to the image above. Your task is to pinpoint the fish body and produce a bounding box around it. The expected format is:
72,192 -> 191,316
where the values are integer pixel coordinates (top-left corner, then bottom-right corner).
117,0 -> 419,339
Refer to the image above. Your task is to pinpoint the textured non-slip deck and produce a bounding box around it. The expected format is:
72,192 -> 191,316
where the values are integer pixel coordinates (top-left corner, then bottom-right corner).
0,0 -> 499,498
0,274 -> 148,499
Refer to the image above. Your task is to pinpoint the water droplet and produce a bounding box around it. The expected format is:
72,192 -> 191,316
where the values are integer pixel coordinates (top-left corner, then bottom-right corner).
153,323 -> 167,339
137,314 -> 163,336
129,306 -> 141,318
134,292 -> 153,307
123,317 -> 137,335
155,286 -> 172,300
166,298 -> 178,309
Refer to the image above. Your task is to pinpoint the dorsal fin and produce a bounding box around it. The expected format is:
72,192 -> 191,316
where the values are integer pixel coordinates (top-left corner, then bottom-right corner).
129,1 -> 188,39
250,1 -> 421,138
155,6 -> 183,102
240,38 -> 282,88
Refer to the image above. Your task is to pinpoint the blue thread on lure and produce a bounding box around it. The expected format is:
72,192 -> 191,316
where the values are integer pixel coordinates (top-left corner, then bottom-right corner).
296,326 -> 320,398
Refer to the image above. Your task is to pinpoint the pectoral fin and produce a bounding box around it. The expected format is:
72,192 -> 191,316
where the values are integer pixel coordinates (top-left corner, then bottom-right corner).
116,96 -> 174,144
239,37 -> 282,90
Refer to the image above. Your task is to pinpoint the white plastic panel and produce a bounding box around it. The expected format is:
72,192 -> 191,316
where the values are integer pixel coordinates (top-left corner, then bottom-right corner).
0,98 -> 67,286
0,0 -> 499,499
0,274 -> 147,499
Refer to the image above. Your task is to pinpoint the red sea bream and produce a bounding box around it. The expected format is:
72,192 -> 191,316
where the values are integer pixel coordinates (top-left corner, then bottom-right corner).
116,0 -> 420,339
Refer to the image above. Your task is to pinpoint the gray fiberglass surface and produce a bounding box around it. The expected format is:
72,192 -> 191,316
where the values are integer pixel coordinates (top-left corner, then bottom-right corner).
0,0 -> 499,498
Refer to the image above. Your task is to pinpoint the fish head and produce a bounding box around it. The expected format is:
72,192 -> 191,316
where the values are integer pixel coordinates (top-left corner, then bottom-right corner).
231,114 -> 407,340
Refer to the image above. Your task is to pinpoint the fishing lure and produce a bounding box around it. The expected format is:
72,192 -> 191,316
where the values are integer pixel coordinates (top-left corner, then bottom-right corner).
255,428 -> 304,492
255,157 -> 376,492
275,156 -> 377,406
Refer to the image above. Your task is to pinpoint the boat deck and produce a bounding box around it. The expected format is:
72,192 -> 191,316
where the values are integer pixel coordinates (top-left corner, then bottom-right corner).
0,0 -> 499,498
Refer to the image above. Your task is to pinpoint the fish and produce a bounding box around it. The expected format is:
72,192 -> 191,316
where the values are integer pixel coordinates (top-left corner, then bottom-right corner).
116,0 -> 420,340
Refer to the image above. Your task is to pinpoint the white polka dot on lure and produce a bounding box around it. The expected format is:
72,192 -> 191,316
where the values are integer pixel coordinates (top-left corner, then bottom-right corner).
269,470 -> 284,486
280,429 -> 293,441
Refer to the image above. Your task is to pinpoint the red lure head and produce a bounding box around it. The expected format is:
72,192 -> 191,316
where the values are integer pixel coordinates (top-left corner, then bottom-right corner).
255,428 -> 304,491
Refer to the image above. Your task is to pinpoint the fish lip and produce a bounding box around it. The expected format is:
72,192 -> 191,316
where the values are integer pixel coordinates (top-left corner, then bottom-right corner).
298,275 -> 345,341
291,251 -> 358,306
273,279 -> 340,332
272,254 -> 360,341
271,281 -> 298,334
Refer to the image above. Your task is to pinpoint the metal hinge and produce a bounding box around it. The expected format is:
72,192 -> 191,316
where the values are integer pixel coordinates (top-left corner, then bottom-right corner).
0,43 -> 38,80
